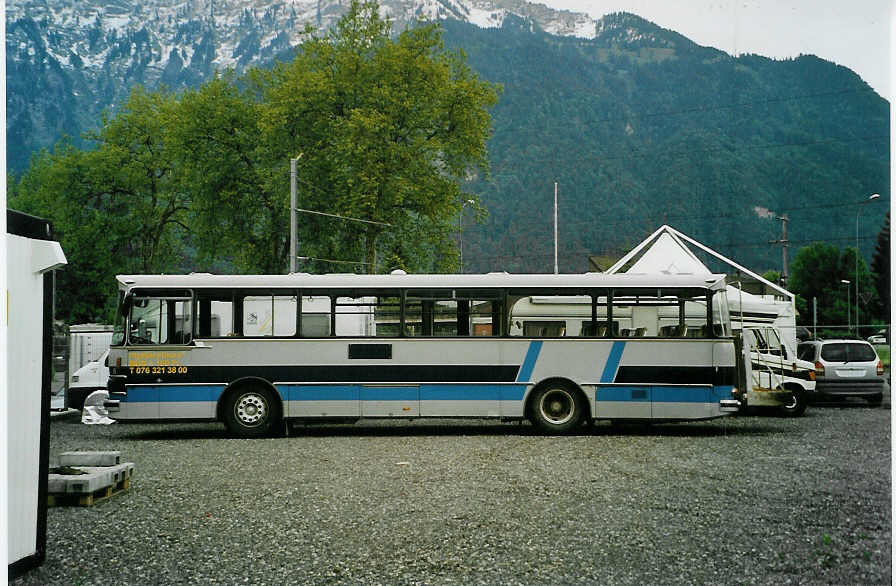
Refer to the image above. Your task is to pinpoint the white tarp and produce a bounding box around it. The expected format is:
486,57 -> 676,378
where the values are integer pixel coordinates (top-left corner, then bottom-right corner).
625,232 -> 712,276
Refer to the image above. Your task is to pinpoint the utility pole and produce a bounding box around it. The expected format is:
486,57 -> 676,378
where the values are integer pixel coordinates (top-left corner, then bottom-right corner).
289,154 -> 303,274
553,182 -> 559,274
769,215 -> 789,286
288,154 -> 393,273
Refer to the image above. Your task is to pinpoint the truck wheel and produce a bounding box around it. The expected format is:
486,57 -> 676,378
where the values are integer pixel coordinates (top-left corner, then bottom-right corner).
778,388 -> 807,417
223,385 -> 281,438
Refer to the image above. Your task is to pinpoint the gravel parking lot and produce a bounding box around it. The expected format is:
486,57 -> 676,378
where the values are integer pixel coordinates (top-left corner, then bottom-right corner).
15,397 -> 891,586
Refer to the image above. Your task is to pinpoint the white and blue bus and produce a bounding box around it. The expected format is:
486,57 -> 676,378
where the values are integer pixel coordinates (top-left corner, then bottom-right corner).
106,272 -> 741,437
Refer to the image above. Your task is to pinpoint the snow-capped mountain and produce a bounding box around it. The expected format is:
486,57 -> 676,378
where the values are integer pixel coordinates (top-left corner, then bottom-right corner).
7,0 -> 693,170
10,0 -> 660,169
7,0 -> 611,82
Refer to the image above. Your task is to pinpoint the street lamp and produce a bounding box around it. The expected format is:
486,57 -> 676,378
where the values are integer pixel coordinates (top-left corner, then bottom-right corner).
841,279 -> 851,333
856,193 -> 880,335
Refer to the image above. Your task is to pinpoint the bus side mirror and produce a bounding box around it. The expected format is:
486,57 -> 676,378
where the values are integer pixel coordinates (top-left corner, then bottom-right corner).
120,295 -> 133,316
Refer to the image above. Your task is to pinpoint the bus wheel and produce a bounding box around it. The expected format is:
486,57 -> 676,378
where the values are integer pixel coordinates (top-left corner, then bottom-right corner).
223,385 -> 281,438
778,388 -> 807,417
529,382 -> 585,433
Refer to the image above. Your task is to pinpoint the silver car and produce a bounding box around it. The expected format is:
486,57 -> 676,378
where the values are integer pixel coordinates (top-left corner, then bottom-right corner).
796,340 -> 885,406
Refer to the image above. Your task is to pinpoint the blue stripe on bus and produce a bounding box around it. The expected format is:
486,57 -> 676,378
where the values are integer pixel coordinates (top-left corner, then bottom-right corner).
516,341 -> 543,382
124,382 -> 734,406
360,386 -> 418,402
649,386 -> 710,403
596,386 -> 651,402
126,383 -> 528,403
126,385 -> 225,403
600,341 -> 626,383
420,384 -> 527,402
597,385 -> 732,403
712,385 -> 735,399
282,385 -> 358,401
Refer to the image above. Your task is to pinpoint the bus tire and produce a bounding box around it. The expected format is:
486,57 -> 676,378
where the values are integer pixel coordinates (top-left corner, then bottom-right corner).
778,387 -> 807,417
528,381 -> 586,434
222,385 -> 281,438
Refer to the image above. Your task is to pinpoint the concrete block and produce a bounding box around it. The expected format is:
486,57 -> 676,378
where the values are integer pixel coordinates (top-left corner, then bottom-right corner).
48,463 -> 134,495
58,451 -> 121,467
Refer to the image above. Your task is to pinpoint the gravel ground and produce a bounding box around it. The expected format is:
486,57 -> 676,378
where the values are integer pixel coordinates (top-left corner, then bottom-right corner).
15,396 -> 891,586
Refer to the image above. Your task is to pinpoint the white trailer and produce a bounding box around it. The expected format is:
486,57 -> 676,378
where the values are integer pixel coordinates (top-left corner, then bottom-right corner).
68,324 -> 114,376
65,324 -> 114,411
7,209 -> 67,578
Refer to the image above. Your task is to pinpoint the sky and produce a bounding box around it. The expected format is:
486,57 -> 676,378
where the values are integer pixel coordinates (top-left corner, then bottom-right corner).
536,0 -> 892,100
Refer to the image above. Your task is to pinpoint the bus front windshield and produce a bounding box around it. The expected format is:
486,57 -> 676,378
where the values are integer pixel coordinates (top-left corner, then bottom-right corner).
128,295 -> 193,345
112,291 -> 126,346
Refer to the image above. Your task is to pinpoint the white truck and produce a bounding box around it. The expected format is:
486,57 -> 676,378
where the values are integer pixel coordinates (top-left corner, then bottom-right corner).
66,324 -> 114,411
741,326 -> 816,416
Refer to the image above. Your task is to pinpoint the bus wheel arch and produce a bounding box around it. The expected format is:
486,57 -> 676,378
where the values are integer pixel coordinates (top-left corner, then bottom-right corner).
526,378 -> 588,433
219,378 -> 283,437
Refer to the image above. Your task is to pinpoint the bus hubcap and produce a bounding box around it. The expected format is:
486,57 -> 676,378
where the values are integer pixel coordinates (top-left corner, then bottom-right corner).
540,389 -> 574,424
236,393 -> 267,426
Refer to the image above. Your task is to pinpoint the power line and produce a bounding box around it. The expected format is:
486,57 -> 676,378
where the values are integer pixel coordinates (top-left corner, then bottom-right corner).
297,255 -> 370,265
296,207 -> 391,226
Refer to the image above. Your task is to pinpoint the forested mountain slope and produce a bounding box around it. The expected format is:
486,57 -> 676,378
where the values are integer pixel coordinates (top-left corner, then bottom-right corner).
441,15 -> 888,273
7,3 -> 889,272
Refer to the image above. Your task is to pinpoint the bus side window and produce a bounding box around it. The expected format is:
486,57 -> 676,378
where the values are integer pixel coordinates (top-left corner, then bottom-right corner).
404,292 -> 497,337
334,295 -> 388,337
243,295 -> 297,337
301,296 -> 331,337
165,300 -> 192,345
522,321 -> 566,337
469,300 -> 495,336
196,292 -> 234,337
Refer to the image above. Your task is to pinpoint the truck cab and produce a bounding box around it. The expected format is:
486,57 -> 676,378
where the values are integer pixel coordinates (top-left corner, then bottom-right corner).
742,326 -> 816,416
66,350 -> 110,411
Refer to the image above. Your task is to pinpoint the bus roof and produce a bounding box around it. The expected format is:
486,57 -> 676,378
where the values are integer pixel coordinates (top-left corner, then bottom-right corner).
116,272 -> 728,292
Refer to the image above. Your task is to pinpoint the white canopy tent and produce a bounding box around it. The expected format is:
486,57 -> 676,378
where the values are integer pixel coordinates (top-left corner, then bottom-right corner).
605,225 -> 800,350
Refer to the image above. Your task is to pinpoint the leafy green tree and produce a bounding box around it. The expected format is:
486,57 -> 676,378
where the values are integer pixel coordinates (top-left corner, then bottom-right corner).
258,0 -> 499,272
167,74 -> 281,272
870,211 -> 890,320
762,270 -> 782,286
9,88 -> 189,321
11,1 -> 500,323
789,242 -> 874,334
